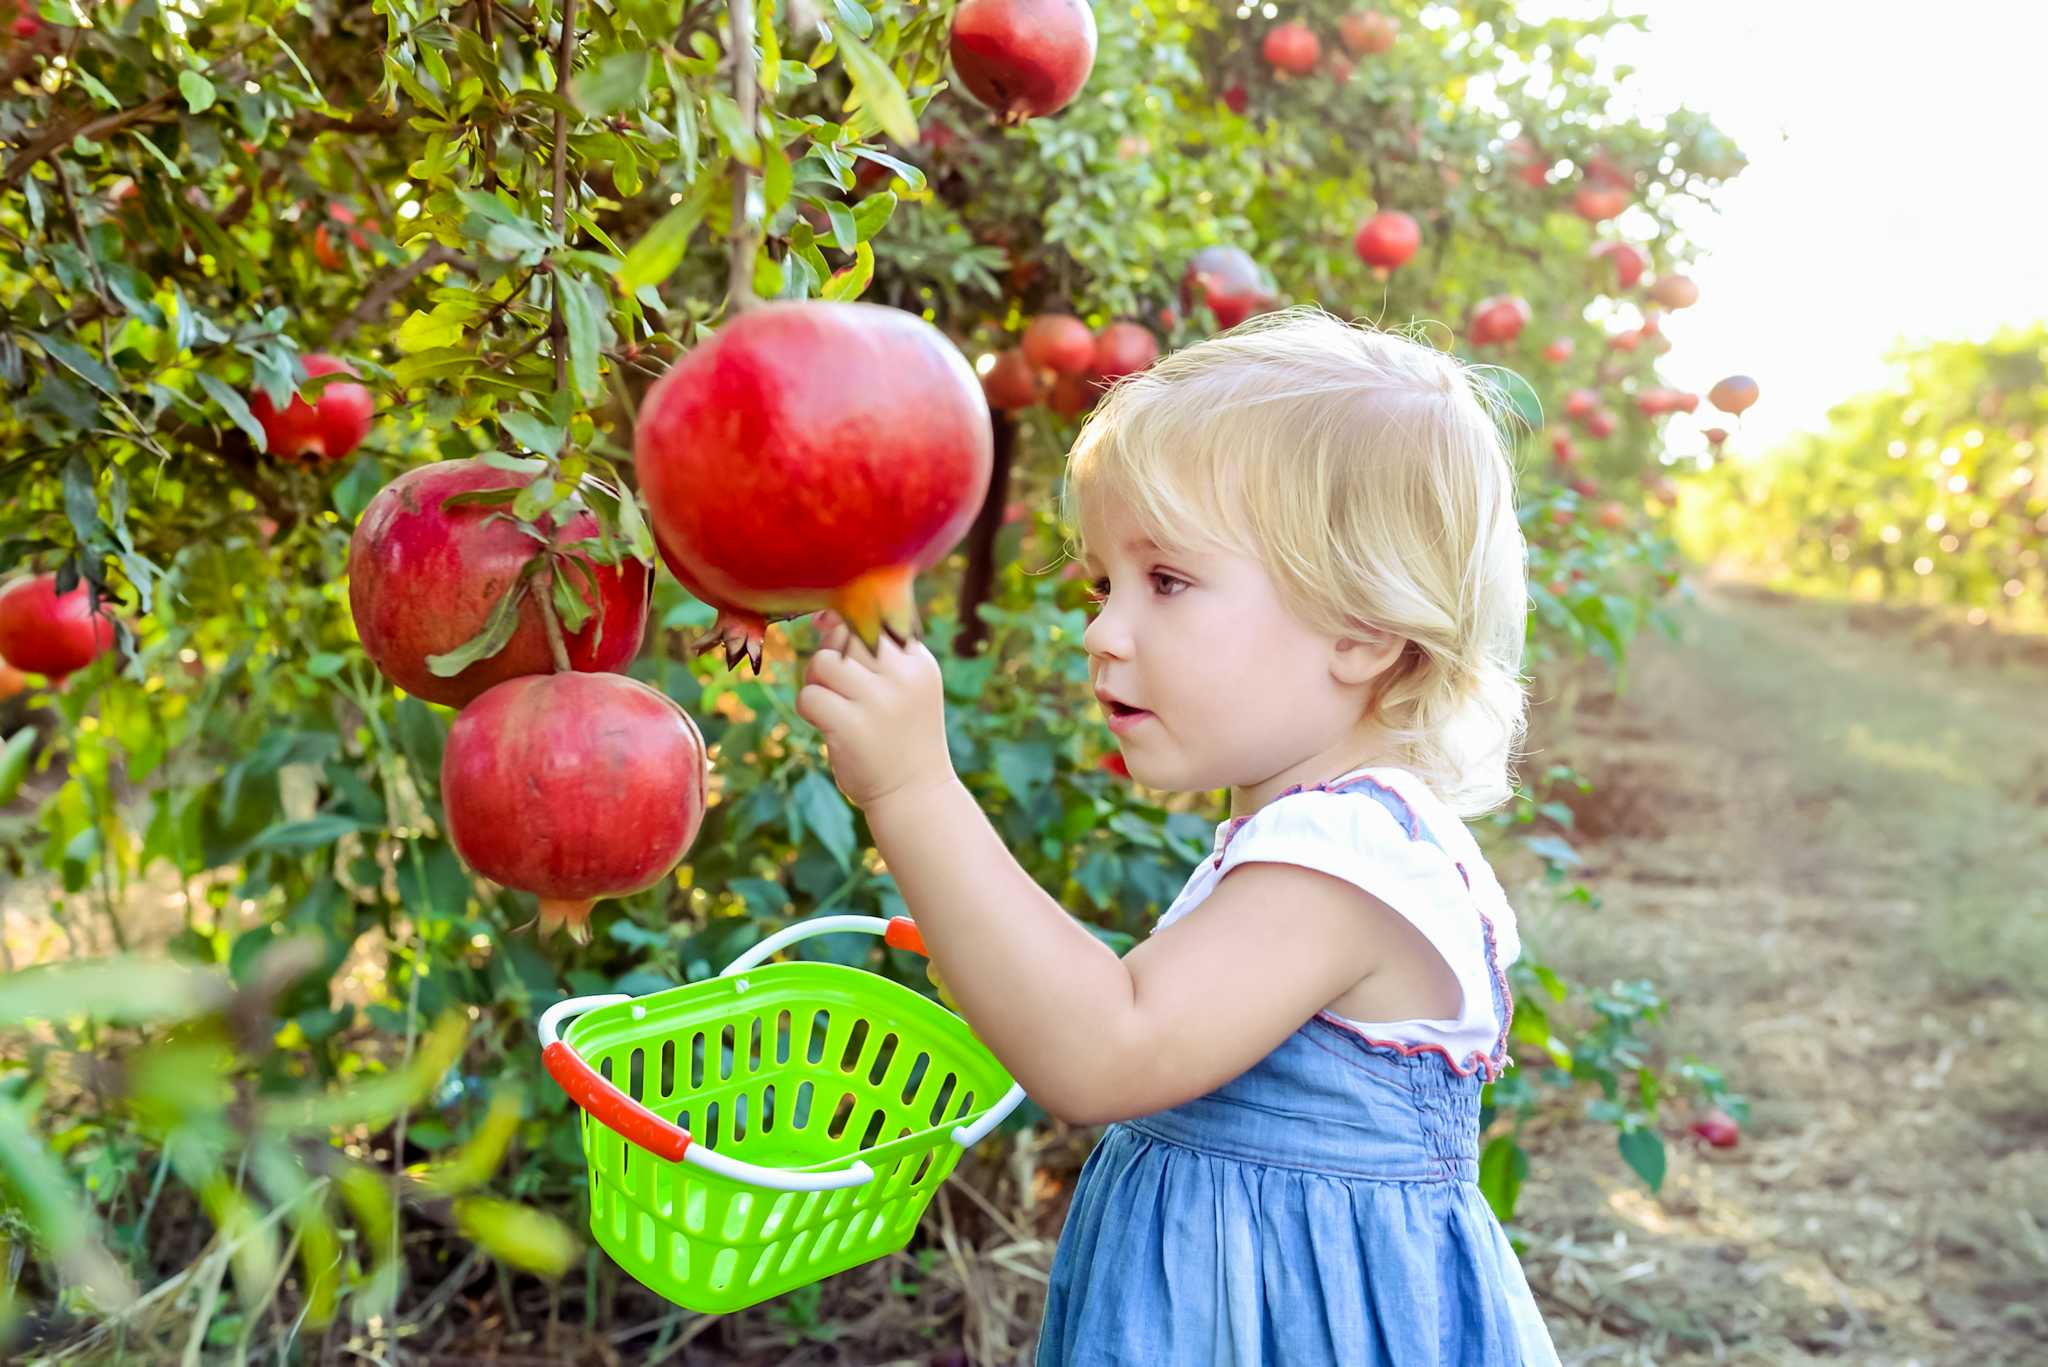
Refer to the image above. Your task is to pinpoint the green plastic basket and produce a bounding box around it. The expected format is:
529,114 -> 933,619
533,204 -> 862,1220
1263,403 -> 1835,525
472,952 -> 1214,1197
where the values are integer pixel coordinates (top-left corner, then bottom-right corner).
540,915 -> 1025,1313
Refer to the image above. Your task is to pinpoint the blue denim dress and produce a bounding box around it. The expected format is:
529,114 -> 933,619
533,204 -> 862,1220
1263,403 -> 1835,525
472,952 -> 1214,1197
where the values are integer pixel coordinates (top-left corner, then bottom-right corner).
1036,778 -> 1560,1366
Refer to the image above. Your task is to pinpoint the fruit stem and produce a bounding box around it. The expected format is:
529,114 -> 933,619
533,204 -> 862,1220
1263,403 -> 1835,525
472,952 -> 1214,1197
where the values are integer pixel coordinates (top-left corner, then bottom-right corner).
537,559 -> 573,673
537,897 -> 595,944
724,0 -> 760,316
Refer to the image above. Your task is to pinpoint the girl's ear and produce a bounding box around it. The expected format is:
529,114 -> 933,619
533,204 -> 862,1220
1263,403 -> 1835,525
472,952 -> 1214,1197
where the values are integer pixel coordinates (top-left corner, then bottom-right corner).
1330,630 -> 1408,688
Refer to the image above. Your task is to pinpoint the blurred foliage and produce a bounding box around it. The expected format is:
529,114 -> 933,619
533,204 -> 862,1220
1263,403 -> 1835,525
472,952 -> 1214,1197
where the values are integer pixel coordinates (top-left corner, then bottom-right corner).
1678,327 -> 2048,625
0,0 -> 1745,1348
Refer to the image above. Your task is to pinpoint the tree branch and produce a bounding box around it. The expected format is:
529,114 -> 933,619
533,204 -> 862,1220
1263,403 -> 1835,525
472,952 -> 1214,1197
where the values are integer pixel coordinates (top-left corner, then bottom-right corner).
725,0 -> 760,314
331,245 -> 464,346
548,0 -> 581,396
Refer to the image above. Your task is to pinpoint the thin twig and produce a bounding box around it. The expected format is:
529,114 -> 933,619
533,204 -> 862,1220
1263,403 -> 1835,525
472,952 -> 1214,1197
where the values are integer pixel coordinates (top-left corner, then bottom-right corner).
331,245 -> 463,345
547,0 -> 581,396
53,165 -> 116,371
725,0 -> 760,314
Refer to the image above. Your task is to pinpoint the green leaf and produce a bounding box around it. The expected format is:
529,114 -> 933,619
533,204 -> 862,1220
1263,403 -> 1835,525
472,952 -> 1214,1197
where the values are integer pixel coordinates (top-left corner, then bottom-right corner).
0,957 -> 230,1029
558,273 -> 602,401
824,201 -> 858,253
993,740 -> 1055,803
821,240 -> 873,302
426,574 -> 531,678
30,332 -> 119,396
1617,1126 -> 1666,1193
250,814 -> 375,852
573,48 -> 652,116
705,91 -> 760,166
848,147 -> 924,193
197,372 -> 266,449
0,729 -> 39,805
397,306 -> 468,353
453,1196 -> 580,1276
850,190 -> 897,241
0,1099 -> 133,1307
837,33 -> 918,146
617,180 -> 714,292
1478,1135 -> 1529,1222
830,0 -> 874,39
501,409 -> 567,457
178,69 -> 217,114
793,770 -> 857,871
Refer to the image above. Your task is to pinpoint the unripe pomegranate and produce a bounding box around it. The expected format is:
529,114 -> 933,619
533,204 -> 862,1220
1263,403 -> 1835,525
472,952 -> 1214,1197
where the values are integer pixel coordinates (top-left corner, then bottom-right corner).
347,459 -> 651,708
1648,275 -> 1699,309
1353,210 -> 1421,273
1542,338 -> 1575,364
1467,295 -> 1530,346
1339,11 -> 1397,55
949,0 -> 1098,124
1090,322 -> 1159,381
1597,501 -> 1627,529
1262,22 -> 1321,75
635,302 -> 993,658
442,673 -> 708,942
1573,186 -> 1629,222
1180,246 -> 1274,330
1564,389 -> 1598,421
1689,1108 -> 1740,1148
0,575 -> 117,679
982,348 -> 1042,411
1584,409 -> 1618,439
251,354 -> 374,461
1589,240 -> 1646,290
1708,374 -> 1759,415
1022,313 -> 1095,375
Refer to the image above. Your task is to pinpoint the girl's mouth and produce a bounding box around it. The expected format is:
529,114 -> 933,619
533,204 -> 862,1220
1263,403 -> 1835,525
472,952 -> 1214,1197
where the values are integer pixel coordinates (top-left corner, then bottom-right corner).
1104,701 -> 1153,734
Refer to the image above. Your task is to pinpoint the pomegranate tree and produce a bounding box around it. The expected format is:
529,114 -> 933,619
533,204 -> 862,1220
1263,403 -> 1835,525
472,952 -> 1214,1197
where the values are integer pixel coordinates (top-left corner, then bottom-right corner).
1022,313 -> 1095,375
1353,210 -> 1421,274
347,459 -> 650,707
0,574 -> 116,679
634,301 -> 993,660
251,354 -> 374,460
949,0 -> 1097,124
1180,246 -> 1274,330
441,672 -> 708,942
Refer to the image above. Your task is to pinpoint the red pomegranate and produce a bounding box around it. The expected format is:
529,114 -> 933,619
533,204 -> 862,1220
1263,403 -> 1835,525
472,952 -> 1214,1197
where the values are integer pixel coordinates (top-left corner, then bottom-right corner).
0,662 -> 25,702
1339,11 -> 1397,55
347,459 -> 650,708
635,302 -> 992,658
312,203 -> 376,272
0,575 -> 116,679
1180,246 -> 1274,330
1542,338 -> 1575,364
1550,431 -> 1580,466
1608,329 -> 1640,353
1564,389 -> 1598,421
441,672 -> 708,942
1581,148 -> 1631,189
1571,477 -> 1601,500
1048,371 -> 1097,418
1262,22 -> 1321,75
1099,750 -> 1131,780
1573,186 -> 1629,222
1022,313 -> 1095,375
983,348 -> 1042,411
1689,1107 -> 1741,1148
1708,375 -> 1759,416
949,0 -> 1097,124
1467,295 -> 1530,347
1091,322 -> 1159,381
1584,409 -> 1619,439
251,354 -> 374,461
1597,501 -> 1628,529
1673,391 -> 1699,414
1635,389 -> 1677,417
1353,210 -> 1421,273
1589,240 -> 1647,290
1648,275 -> 1700,309
1703,426 -> 1730,447
1549,506 -> 1574,527
1328,55 -> 1353,84
1220,83 -> 1249,116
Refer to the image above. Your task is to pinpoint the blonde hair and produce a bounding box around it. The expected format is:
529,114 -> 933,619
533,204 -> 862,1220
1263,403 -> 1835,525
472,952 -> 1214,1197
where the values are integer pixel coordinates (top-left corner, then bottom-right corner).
1061,307 -> 1531,817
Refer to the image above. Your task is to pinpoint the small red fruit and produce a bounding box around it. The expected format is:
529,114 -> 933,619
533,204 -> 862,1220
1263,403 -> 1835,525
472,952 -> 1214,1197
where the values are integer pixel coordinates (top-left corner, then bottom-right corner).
1091,322 -> 1159,381
1571,477 -> 1601,500
1597,500 -> 1627,529
1328,55 -> 1354,84
1708,375 -> 1759,416
1549,506 -> 1575,527
1048,371 -> 1097,418
1099,751 -> 1130,779
1673,391 -> 1699,414
1550,431 -> 1580,466
1589,240 -> 1647,291
982,348 -> 1042,411
1635,389 -> 1675,417
347,459 -> 652,708
1564,389 -> 1598,421
0,662 -> 25,701
1220,83 -> 1249,116
0,575 -> 117,679
636,302 -> 993,661
1608,329 -> 1640,353
441,672 -> 708,942
1262,22 -> 1321,76
1689,1108 -> 1740,1148
1022,313 -> 1096,376
1542,338 -> 1575,364
949,0 -> 1098,124
1703,426 -> 1730,446
1467,295 -> 1530,346
1338,11 -> 1398,55
1180,246 -> 1274,330
251,354 -> 374,461
1353,210 -> 1421,273
1648,275 -> 1700,309
1584,409 -> 1618,439
1573,186 -> 1629,222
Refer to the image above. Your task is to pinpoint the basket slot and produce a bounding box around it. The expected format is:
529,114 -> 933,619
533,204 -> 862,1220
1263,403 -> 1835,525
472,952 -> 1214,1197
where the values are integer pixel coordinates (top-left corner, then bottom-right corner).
721,1191 -> 754,1243
719,1024 -> 736,1081
806,1010 -> 830,1065
954,1089 -> 977,1123
748,1016 -> 764,1071
827,1092 -> 858,1141
912,1150 -> 935,1185
628,1048 -> 645,1102
710,1247 -> 738,1292
690,1031 -> 706,1089
867,1032 -> 899,1087
599,1055 -> 613,1083
900,1052 -> 930,1106
733,1092 -> 749,1142
927,1073 -> 957,1127
793,1080 -> 814,1129
858,1109 -> 887,1151
760,1083 -> 776,1134
774,1010 -> 793,1064
704,1100 -> 721,1150
660,1039 -> 676,1098
838,1018 -> 870,1074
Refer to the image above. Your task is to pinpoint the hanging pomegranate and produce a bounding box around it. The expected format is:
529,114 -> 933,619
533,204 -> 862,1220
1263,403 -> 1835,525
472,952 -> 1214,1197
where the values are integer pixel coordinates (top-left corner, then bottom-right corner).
1262,22 -> 1321,76
1339,11 -> 1398,55
1709,374 -> 1759,415
635,301 -> 993,661
1467,295 -> 1530,346
1180,246 -> 1275,330
347,459 -> 650,708
1584,409 -> 1619,439
1648,275 -> 1700,309
1542,338 -> 1575,364
1564,389 -> 1598,420
441,672 -> 708,943
1589,240 -> 1647,290
1090,322 -> 1159,381
949,0 -> 1098,124
1022,314 -> 1096,375
982,348 -> 1042,411
1703,426 -> 1730,447
0,574 -> 116,679
250,353 -> 374,461
1572,186 -> 1629,222
1353,210 -> 1421,274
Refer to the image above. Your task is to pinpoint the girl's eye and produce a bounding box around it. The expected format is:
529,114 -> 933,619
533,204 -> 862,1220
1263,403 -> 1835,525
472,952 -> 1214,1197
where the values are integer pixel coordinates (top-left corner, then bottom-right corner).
1150,572 -> 1188,596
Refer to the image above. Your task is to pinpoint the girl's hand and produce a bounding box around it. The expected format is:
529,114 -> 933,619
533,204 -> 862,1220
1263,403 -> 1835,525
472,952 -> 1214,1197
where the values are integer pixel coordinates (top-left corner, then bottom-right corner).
795,612 -> 955,810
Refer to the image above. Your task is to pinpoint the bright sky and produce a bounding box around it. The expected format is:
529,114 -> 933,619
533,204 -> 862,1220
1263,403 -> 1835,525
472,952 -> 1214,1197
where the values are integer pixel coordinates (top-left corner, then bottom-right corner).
1581,0 -> 2048,460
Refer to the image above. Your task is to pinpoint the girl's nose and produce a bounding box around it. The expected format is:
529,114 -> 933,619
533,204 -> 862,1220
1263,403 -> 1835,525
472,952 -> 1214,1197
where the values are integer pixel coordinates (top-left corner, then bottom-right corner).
1082,598 -> 1132,661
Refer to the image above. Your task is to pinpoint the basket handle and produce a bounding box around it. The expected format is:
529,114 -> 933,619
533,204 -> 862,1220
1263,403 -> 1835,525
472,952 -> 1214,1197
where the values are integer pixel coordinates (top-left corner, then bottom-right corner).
720,913 -> 926,977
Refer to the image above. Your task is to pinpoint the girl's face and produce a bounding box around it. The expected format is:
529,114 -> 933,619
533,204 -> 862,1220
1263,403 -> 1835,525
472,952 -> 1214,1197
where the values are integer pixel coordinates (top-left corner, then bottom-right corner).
1079,493 -> 1403,815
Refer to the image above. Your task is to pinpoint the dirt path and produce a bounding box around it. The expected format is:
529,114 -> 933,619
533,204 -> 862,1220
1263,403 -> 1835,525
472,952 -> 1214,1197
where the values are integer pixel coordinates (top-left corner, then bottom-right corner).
1512,577 -> 2048,1366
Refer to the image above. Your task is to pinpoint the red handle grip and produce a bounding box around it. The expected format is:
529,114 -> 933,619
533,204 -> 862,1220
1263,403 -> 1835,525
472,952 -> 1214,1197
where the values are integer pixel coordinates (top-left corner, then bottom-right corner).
542,1040 -> 692,1162
884,915 -> 928,957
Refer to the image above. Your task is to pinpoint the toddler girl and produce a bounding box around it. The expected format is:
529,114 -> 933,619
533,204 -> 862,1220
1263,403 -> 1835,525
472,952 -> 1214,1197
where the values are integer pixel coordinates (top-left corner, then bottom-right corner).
797,308 -> 1560,1364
